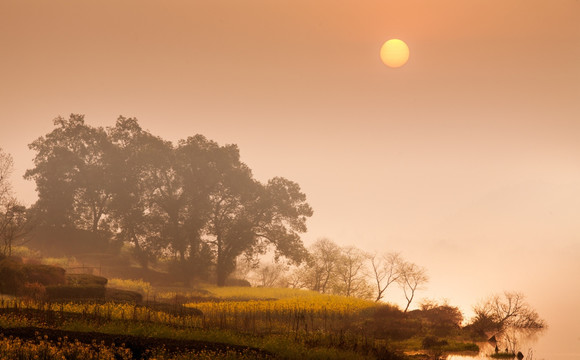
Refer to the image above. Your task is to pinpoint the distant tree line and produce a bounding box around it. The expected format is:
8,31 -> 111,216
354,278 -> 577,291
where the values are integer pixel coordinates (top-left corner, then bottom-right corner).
244,237 -> 429,311
21,114 -> 313,286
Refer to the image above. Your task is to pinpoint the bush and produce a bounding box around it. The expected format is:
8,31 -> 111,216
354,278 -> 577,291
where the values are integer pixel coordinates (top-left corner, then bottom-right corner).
367,304 -> 421,340
45,285 -> 106,301
225,278 -> 251,287
422,336 -> 448,349
66,273 -> 108,286
22,282 -> 47,301
105,288 -> 143,304
22,264 -> 65,286
107,278 -> 151,295
0,258 -> 66,295
0,257 -> 24,295
408,303 -> 463,337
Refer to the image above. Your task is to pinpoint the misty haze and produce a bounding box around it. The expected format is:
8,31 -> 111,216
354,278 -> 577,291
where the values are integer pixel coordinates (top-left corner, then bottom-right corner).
1,1 -> 579,360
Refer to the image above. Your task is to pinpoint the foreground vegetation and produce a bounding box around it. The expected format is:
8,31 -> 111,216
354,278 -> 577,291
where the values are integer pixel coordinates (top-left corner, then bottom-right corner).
0,280 -> 483,359
0,239 -> 548,359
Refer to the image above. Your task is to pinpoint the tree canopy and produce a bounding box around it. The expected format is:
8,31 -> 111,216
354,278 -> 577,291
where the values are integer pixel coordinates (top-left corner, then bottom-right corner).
25,115 -> 312,285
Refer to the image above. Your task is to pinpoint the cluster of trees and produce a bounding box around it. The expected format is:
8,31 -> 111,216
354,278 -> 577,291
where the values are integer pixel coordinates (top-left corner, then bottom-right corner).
244,238 -> 429,311
3,114 -> 431,308
4,115 -> 546,332
21,115 -> 313,286
0,148 -> 31,257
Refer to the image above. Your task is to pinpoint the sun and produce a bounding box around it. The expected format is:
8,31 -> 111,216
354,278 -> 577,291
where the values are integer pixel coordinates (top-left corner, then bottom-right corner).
380,39 -> 409,68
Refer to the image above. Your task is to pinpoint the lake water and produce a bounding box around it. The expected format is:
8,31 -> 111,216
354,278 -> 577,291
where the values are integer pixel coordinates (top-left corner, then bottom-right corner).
446,326 -> 580,360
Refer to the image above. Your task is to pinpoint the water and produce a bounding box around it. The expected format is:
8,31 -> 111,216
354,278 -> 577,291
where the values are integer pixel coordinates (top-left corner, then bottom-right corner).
446,327 -> 580,360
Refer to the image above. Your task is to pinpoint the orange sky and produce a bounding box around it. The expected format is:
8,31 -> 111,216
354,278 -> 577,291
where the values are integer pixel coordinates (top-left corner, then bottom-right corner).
1,1 -> 579,356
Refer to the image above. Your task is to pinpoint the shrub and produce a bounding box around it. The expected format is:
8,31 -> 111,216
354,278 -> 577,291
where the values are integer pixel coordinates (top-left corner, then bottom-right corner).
45,285 -> 106,301
0,257 -> 24,295
367,304 -> 422,340
42,256 -> 78,268
22,282 -> 47,301
414,302 -> 463,336
0,258 -> 66,296
107,278 -> 151,295
422,336 -> 448,349
225,278 -> 251,287
10,246 -> 40,259
106,288 -> 143,304
21,264 -> 66,286
66,273 -> 108,286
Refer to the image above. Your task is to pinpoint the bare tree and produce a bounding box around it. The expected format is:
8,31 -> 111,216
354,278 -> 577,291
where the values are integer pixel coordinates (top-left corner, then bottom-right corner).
301,238 -> 342,293
370,252 -> 403,302
398,262 -> 428,312
251,261 -> 289,287
0,200 -> 29,256
333,246 -> 372,298
473,292 -> 546,331
0,148 -> 33,256
285,265 -> 306,289
0,148 -> 14,205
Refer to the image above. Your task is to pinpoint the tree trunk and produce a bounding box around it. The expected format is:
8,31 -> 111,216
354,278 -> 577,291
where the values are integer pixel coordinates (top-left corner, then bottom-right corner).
217,266 -> 227,287
404,291 -> 414,312
216,233 -> 226,286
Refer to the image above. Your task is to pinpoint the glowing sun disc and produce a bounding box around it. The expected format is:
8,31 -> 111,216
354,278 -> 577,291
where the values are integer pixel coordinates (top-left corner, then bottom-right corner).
380,39 -> 409,68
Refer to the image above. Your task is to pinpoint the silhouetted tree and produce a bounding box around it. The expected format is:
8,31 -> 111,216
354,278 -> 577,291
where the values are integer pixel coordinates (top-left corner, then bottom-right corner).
398,262 -> 428,312
471,292 -> 546,333
370,252 -> 403,302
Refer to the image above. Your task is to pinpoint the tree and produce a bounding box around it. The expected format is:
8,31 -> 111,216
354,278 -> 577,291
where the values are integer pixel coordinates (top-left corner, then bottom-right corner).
398,262 -> 428,312
333,246 -> 372,298
251,261 -> 289,287
172,135 -> 227,279
0,201 -> 30,256
472,292 -> 546,332
25,115 -> 114,232
0,148 -> 33,256
370,252 -> 403,302
0,147 -> 14,205
107,117 -> 171,269
25,115 -> 312,285
297,238 -> 342,293
202,143 -> 312,286
108,120 -> 214,277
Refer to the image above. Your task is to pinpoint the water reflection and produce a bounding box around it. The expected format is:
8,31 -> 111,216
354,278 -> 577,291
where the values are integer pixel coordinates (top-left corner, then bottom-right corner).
446,328 -> 545,360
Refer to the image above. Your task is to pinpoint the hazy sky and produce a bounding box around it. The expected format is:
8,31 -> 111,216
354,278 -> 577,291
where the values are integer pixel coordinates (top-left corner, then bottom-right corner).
1,1 -> 579,356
